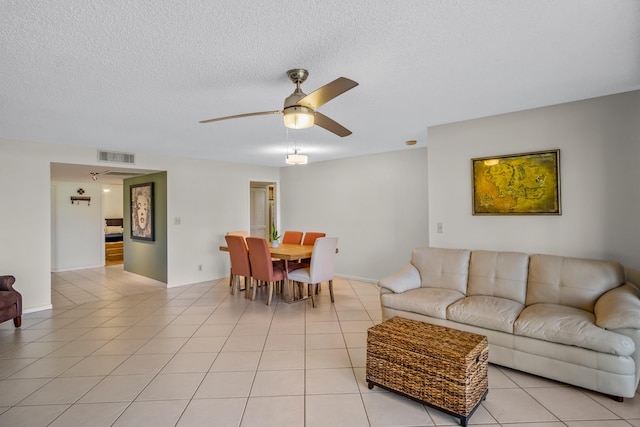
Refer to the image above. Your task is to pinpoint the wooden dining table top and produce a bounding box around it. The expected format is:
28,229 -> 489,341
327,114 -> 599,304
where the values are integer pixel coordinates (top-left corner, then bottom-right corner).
219,243 -> 314,261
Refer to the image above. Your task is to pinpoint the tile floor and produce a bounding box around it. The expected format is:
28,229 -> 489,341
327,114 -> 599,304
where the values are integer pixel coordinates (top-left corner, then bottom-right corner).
0,265 -> 638,426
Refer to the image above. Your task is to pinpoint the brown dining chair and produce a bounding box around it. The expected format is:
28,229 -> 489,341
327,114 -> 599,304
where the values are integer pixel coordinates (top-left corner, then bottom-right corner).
225,234 -> 252,296
281,231 -> 303,245
246,237 -> 287,305
226,231 -> 248,288
287,237 -> 339,307
302,232 -> 326,246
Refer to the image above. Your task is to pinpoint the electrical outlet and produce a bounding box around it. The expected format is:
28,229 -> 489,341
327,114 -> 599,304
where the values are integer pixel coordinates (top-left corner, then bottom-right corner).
437,222 -> 444,233
174,217 -> 181,225
198,264 -> 202,271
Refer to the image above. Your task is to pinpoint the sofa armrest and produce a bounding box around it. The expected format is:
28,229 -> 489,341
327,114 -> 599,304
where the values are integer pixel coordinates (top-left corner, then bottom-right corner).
595,282 -> 640,330
0,275 -> 16,292
378,263 -> 421,294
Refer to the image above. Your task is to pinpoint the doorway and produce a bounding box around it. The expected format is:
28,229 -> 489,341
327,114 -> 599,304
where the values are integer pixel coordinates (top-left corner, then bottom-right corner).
250,181 -> 276,239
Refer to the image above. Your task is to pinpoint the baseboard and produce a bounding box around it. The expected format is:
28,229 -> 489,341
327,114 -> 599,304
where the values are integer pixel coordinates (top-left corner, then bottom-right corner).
23,304 -> 53,314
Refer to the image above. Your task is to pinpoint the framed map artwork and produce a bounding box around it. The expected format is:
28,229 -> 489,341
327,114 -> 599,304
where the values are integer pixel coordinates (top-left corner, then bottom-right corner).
471,150 -> 561,215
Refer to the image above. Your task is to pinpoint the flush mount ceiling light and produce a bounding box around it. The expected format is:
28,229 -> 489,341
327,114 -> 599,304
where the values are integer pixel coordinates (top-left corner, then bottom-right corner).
285,150 -> 308,165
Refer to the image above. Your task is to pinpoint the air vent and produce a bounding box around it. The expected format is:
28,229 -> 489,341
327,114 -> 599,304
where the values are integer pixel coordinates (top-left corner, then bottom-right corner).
104,171 -> 144,177
98,150 -> 135,164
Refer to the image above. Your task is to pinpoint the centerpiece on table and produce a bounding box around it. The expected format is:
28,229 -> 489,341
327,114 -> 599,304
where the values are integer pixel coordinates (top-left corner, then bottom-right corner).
270,224 -> 281,248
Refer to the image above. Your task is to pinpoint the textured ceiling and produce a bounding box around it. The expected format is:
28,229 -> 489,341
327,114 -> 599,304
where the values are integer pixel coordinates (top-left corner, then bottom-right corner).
2,0 -> 639,171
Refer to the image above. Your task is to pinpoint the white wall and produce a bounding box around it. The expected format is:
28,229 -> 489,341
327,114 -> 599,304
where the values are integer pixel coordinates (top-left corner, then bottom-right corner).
428,90 -> 640,271
102,184 -> 123,219
0,140 -> 53,312
0,137 -> 279,311
51,181 -> 104,271
280,148 -> 429,282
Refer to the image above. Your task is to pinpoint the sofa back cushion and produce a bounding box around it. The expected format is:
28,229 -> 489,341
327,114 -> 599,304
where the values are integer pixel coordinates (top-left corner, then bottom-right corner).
411,247 -> 470,294
468,250 -> 529,304
526,254 -> 625,312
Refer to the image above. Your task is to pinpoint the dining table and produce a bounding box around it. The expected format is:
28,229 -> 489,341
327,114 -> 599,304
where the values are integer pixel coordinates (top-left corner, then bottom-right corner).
219,242 -> 314,303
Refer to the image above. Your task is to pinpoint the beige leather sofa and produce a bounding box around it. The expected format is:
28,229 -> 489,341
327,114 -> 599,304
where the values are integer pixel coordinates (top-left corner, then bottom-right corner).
379,248 -> 640,400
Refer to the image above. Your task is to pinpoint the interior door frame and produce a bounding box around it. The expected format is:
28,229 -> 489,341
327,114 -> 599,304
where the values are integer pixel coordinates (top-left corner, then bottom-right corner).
250,180 -> 277,239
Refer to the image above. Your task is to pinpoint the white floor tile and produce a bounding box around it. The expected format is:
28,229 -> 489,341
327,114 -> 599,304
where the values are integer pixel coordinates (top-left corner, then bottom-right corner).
47,402 -> 128,427
0,378 -> 51,406
306,368 -> 359,394
264,334 -> 305,351
482,388 -> 558,424
306,348 -> 351,369
361,391 -> 433,427
112,399 -> 189,427
242,395 -> 304,427
526,386 -> 619,421
258,350 -> 305,370
177,398 -> 245,426
194,371 -> 255,398
0,404 -> 69,427
210,351 -> 261,372
79,374 -> 154,403
136,372 -> 205,400
18,376 -> 103,405
110,354 -> 172,375
306,393 -> 369,427
160,352 -> 218,373
250,369 -> 305,397
306,333 -> 346,349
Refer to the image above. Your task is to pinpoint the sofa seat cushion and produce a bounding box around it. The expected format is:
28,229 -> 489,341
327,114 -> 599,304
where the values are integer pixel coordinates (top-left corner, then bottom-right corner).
514,303 -> 635,356
447,295 -> 524,333
381,288 -> 465,320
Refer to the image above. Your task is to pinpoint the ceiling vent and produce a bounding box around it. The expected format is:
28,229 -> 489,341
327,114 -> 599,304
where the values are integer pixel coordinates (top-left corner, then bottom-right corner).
103,171 -> 144,177
97,150 -> 135,164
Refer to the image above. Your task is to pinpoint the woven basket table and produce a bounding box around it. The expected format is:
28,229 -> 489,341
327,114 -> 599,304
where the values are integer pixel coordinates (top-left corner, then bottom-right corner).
366,317 -> 488,427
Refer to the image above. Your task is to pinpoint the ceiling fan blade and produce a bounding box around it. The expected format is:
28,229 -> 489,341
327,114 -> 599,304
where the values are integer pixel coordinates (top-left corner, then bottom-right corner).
199,110 -> 282,124
313,112 -> 352,137
297,77 -> 358,110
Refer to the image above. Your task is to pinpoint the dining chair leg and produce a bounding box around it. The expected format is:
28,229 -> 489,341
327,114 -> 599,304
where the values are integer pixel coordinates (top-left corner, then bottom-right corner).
267,282 -> 274,306
230,275 -> 237,295
244,277 -> 252,299
251,280 -> 258,301
308,283 -> 316,307
329,279 -> 334,303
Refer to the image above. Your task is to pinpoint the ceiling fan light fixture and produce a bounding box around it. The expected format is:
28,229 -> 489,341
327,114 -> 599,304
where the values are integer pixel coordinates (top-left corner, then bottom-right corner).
283,106 -> 314,129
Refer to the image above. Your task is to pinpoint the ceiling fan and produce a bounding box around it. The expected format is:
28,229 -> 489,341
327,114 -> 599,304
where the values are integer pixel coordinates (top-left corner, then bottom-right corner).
199,69 -> 358,137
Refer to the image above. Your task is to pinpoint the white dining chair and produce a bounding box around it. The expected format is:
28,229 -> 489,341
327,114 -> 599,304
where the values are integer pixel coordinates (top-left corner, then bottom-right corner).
286,237 -> 338,307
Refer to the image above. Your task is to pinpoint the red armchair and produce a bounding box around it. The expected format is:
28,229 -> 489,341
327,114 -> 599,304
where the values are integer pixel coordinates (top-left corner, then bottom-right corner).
0,275 -> 22,327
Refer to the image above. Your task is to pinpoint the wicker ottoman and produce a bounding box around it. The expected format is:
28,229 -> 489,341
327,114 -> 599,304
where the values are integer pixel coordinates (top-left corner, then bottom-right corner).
366,317 -> 488,426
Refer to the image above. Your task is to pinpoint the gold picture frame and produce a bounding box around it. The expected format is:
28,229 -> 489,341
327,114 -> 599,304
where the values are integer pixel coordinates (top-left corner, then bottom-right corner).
471,150 -> 561,215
